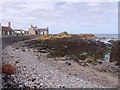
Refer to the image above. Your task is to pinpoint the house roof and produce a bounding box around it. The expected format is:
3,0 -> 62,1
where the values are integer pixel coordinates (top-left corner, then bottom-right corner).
14,29 -> 24,31
38,28 -> 48,31
2,26 -> 13,32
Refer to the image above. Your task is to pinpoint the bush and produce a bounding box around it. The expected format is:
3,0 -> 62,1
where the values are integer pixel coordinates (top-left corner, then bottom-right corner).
59,31 -> 68,35
2,64 -> 16,75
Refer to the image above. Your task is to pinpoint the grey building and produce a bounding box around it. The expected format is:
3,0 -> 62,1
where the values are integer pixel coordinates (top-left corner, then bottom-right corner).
28,25 -> 49,35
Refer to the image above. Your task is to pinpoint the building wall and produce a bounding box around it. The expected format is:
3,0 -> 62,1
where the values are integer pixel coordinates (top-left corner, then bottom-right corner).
2,31 -> 7,36
21,30 -> 25,34
38,29 -> 49,35
1,22 -> 14,36
24,31 -> 28,34
28,26 -> 49,35
0,30 -> 1,37
14,31 -> 22,34
0,24 -> 1,37
43,31 -> 48,35
2,31 -> 14,36
28,28 -> 37,35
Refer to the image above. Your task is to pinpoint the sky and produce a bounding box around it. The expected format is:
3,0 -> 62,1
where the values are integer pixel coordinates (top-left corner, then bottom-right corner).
0,0 -> 118,34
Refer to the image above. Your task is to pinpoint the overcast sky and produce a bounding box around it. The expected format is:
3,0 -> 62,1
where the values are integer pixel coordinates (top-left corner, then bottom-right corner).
1,1 -> 118,34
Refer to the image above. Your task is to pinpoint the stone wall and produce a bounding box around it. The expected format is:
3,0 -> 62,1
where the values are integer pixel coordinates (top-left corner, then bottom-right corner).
2,35 -> 37,48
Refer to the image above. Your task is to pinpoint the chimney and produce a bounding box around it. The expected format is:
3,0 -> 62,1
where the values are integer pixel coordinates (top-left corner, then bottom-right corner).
0,23 -> 2,36
8,22 -> 11,28
35,26 -> 37,28
31,25 -> 33,28
0,23 -> 1,28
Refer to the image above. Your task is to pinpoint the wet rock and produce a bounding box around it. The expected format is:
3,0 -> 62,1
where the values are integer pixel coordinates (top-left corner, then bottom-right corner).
11,56 -> 14,58
74,74 -> 77,76
34,50 -> 37,52
59,86 -> 62,88
78,60 -> 89,67
98,60 -> 103,64
39,50 -> 46,53
109,66 -> 119,73
32,68 -> 35,70
83,63 -> 89,67
22,45 -> 25,47
23,66 -> 26,68
63,86 -> 65,88
16,48 -> 19,50
65,62 -> 71,66
22,49 -> 25,52
32,78 -> 36,82
39,83 -> 45,88
96,67 -> 107,72
78,60 -> 84,65
13,49 -> 16,51
108,40 -> 114,44
15,61 -> 19,64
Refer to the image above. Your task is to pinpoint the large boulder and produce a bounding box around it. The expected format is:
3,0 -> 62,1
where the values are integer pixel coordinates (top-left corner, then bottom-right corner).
110,40 -> 120,65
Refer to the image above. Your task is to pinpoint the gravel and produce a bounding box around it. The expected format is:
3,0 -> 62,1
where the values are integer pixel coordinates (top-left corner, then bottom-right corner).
2,45 -> 111,88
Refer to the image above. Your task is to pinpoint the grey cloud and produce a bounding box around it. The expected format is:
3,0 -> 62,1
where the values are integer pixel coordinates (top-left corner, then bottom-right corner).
1,2 -> 117,33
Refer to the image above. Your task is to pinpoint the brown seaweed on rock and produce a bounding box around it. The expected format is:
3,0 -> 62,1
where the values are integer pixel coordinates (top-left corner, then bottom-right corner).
110,40 -> 120,65
25,34 -> 109,61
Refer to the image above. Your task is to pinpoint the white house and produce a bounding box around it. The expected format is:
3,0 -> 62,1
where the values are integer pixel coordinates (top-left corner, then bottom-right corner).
14,29 -> 27,35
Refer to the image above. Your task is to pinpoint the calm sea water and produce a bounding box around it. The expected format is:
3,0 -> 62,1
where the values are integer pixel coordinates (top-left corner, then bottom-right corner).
95,34 -> 118,44
95,34 -> 118,39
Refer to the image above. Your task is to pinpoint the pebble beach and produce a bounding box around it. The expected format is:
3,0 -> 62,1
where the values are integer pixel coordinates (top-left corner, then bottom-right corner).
2,40 -> 118,89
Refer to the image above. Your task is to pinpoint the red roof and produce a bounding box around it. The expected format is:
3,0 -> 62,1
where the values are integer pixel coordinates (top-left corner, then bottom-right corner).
2,26 -> 13,32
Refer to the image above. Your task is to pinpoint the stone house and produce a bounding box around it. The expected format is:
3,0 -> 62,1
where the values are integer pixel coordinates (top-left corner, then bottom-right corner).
28,25 -> 49,35
1,22 -> 14,36
28,25 -> 38,35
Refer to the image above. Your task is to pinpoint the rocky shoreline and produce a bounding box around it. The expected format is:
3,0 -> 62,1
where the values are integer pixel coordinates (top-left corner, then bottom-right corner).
2,44 -> 118,89
1,34 -> 119,89
2,45 -> 105,88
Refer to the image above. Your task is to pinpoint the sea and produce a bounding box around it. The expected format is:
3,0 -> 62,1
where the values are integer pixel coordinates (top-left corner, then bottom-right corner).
95,34 -> 118,39
95,34 -> 118,44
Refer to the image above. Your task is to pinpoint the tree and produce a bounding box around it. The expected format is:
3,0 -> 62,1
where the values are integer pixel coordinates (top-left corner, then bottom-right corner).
59,31 -> 68,35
